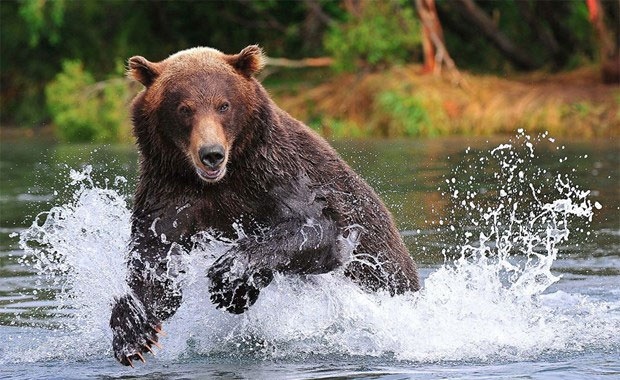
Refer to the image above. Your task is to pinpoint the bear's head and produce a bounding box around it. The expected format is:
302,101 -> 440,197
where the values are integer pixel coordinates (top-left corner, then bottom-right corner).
128,45 -> 266,184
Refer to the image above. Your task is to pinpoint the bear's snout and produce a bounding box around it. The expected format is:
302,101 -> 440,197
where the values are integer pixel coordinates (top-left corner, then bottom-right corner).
199,145 -> 226,169
193,144 -> 228,183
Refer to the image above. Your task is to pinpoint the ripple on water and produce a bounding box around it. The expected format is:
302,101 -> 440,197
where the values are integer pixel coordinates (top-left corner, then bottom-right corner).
1,133 -> 619,372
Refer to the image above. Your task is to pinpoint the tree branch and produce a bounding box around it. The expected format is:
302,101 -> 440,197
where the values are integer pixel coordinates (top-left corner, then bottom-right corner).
265,56 -> 333,68
515,0 -> 563,67
454,0 -> 539,70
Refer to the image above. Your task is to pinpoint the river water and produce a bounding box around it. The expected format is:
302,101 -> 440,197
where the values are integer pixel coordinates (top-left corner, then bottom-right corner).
0,132 -> 618,379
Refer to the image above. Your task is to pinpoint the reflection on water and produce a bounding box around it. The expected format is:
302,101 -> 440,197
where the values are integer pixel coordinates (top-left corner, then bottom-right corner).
0,134 -> 618,379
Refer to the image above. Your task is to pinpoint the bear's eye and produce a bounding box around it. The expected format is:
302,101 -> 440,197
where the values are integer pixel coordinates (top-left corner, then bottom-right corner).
217,102 -> 230,113
178,105 -> 193,117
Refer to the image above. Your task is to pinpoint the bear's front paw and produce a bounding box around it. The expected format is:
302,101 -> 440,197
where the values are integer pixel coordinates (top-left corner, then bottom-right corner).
110,294 -> 164,367
207,254 -> 273,314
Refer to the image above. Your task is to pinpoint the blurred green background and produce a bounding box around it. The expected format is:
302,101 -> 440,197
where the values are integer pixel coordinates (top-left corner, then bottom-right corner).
1,0 -> 618,141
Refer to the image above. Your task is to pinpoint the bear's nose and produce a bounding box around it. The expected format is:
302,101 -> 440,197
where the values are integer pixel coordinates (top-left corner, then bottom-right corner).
199,145 -> 225,169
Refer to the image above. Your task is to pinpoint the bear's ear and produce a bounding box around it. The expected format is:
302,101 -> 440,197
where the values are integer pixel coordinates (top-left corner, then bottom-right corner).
127,56 -> 161,87
227,45 -> 265,78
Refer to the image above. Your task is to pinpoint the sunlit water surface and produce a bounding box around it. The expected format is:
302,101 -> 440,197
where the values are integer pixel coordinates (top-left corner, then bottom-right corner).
0,132 -> 618,379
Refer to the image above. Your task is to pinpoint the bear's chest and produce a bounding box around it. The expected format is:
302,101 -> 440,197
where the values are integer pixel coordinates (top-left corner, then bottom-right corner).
166,187 -> 280,239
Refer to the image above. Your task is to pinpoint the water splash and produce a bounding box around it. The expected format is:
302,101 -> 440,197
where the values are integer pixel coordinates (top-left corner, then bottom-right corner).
9,166 -> 131,362
440,131 -> 596,297
4,133 -> 619,365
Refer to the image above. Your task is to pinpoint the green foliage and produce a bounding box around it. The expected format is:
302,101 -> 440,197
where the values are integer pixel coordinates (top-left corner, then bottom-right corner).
2,0 -> 343,128
1,0 -> 612,139
324,0 -> 421,72
375,90 -> 431,137
18,0 -> 65,47
310,116 -> 366,139
45,60 -> 131,142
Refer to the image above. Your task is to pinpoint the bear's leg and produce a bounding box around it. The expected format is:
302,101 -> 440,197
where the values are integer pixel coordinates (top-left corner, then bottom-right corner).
110,246 -> 183,366
207,215 -> 353,313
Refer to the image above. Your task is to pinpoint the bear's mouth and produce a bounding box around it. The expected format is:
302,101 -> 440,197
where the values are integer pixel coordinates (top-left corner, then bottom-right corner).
196,166 -> 225,182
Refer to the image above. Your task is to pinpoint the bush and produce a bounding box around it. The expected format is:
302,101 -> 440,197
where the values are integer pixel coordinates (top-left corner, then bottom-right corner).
375,90 -> 430,137
46,60 -> 132,142
309,116 -> 366,138
324,0 -> 421,72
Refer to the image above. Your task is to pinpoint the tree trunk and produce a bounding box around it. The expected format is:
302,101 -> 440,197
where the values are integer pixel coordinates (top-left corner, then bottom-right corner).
453,0 -> 539,70
415,0 -> 459,76
586,0 -> 619,83
416,0 -> 439,73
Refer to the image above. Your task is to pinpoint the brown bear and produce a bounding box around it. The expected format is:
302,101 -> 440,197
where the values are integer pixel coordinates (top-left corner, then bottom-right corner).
109,45 -> 420,366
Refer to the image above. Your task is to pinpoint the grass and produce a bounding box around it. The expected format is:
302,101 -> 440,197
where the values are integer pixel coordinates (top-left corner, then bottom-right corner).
267,64 -> 619,139
7,64 -> 615,142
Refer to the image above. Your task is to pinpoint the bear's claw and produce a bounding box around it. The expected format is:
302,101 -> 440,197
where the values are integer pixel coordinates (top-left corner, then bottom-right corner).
143,343 -> 155,355
147,337 -> 162,349
110,294 -> 164,366
153,324 -> 166,336
115,322 -> 163,366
